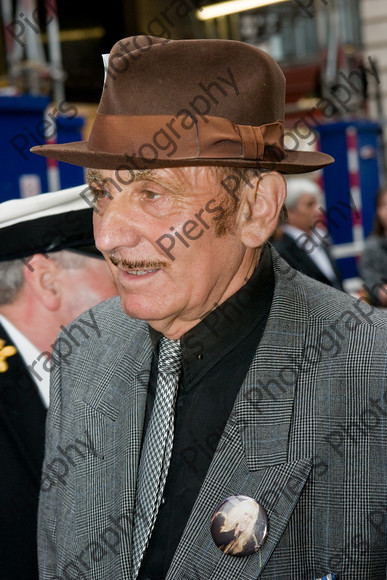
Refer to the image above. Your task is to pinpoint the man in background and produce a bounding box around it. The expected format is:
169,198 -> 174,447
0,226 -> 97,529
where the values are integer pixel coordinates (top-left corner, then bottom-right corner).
0,185 -> 117,580
272,177 -> 344,289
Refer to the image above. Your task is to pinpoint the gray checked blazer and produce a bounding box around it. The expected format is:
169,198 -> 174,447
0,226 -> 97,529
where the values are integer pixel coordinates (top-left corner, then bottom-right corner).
38,248 -> 387,580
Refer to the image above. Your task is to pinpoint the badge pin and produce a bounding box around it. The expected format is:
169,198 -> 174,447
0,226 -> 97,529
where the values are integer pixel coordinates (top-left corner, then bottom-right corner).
0,339 -> 17,373
211,494 -> 268,557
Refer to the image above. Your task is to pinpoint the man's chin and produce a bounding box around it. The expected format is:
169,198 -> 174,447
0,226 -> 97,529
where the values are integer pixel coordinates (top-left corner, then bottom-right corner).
118,295 -> 169,324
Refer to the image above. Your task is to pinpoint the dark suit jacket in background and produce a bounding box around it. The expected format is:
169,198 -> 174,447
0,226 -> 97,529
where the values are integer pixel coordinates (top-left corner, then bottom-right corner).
38,249 -> 387,579
0,324 -> 46,580
272,231 -> 344,290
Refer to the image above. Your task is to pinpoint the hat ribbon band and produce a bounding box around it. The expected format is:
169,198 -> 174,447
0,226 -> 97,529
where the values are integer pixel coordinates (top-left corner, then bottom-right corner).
88,114 -> 285,162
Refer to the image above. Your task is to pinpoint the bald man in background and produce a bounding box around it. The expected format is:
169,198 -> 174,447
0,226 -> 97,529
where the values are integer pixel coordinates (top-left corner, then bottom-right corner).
272,178 -> 344,290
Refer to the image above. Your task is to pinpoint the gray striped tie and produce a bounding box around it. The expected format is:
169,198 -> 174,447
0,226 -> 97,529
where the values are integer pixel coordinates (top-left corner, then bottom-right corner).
132,336 -> 182,578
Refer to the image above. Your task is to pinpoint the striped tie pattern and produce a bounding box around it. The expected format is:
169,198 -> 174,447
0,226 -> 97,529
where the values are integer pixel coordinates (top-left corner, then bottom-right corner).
132,336 -> 182,578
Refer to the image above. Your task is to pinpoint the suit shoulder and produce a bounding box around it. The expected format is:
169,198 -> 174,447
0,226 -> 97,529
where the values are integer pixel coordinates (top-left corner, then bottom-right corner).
62,296 -> 147,343
271,232 -> 294,252
272,248 -> 387,332
298,272 -> 387,331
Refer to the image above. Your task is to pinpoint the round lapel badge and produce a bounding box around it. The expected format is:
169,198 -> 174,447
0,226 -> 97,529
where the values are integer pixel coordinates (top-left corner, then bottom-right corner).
210,495 -> 268,557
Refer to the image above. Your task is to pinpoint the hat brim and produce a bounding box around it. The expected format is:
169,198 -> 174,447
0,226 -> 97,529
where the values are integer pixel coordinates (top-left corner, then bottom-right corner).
31,141 -> 334,174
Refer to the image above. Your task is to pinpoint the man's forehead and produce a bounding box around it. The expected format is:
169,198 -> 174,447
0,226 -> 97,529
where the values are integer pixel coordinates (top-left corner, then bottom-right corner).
85,166 -> 219,190
300,192 -> 319,202
86,168 -> 159,184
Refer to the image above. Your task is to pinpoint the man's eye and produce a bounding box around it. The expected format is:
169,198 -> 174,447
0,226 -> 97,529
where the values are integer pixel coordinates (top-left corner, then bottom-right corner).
144,190 -> 161,200
91,188 -> 112,200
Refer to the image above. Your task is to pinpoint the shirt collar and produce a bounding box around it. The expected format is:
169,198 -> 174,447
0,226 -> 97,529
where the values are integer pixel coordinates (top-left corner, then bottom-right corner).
282,224 -> 305,242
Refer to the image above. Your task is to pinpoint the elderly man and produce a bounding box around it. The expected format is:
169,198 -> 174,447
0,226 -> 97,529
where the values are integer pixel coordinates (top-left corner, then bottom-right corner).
32,37 -> 387,580
272,178 -> 344,289
0,186 -> 117,580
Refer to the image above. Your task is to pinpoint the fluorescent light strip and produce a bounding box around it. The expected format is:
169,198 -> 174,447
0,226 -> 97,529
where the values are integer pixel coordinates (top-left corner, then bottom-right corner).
197,0 -> 288,21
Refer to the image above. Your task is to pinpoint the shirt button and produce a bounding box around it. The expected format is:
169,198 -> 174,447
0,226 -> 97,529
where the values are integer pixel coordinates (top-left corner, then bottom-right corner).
160,497 -> 167,506
196,353 -> 203,360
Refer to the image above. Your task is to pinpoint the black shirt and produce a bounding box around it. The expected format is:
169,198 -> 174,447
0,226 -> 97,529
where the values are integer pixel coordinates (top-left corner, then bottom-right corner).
138,244 -> 275,580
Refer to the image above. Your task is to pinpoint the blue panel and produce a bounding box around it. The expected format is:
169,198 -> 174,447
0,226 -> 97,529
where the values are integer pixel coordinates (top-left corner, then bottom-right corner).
0,96 -> 86,201
316,120 -> 382,281
0,95 -> 50,201
56,115 -> 86,189
317,122 -> 353,246
336,256 -> 358,280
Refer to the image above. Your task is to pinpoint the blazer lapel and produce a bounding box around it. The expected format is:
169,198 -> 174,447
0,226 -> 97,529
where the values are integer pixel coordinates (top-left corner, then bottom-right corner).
320,243 -> 344,289
287,235 -> 332,284
73,318 -> 153,577
168,250 -> 312,579
284,233 -> 342,289
0,324 -> 46,483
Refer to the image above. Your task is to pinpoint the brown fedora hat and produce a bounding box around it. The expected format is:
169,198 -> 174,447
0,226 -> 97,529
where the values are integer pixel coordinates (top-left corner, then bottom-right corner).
31,36 -> 333,173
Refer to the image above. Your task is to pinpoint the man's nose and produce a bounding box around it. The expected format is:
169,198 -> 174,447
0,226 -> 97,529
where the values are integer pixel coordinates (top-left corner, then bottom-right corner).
312,203 -> 322,220
93,193 -> 142,253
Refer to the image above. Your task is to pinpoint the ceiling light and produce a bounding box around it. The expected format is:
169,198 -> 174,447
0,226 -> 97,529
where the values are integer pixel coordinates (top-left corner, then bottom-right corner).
197,0 -> 289,21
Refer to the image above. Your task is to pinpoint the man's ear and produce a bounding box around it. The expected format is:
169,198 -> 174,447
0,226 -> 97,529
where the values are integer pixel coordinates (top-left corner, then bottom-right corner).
23,254 -> 61,311
238,171 -> 286,248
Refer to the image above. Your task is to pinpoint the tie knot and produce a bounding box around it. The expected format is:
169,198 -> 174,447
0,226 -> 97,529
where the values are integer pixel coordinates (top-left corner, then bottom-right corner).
158,337 -> 182,373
